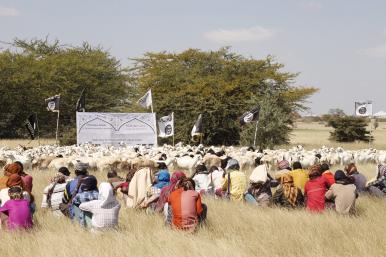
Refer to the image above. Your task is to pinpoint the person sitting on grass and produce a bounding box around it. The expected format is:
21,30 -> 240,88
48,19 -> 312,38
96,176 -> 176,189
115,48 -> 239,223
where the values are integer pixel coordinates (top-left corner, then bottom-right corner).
325,170 -> 357,215
140,169 -> 170,211
244,162 -> 275,207
304,164 -> 330,213
0,186 -> 33,230
14,161 -> 33,193
320,163 -> 335,186
367,164 -> 386,197
79,182 -> 121,231
107,170 -> 123,188
155,171 -> 186,214
345,163 -> 367,193
275,161 -> 309,193
191,164 -> 211,194
220,159 -> 247,202
167,178 -> 206,232
273,174 -> 304,208
72,175 -> 99,228
0,174 -> 35,215
62,161 -> 88,219
42,168 -> 70,214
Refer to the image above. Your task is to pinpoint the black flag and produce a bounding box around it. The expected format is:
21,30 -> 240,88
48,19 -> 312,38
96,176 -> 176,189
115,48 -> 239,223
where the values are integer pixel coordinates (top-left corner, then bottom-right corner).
25,114 -> 37,140
239,105 -> 260,126
191,114 -> 203,141
45,95 -> 60,112
76,88 -> 86,112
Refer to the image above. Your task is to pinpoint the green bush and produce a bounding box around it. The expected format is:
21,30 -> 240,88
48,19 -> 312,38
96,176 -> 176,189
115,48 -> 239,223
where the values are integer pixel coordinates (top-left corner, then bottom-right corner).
328,116 -> 372,142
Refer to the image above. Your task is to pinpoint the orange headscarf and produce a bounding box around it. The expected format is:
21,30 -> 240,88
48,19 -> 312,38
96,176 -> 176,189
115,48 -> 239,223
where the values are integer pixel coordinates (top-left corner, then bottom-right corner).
0,164 -> 23,190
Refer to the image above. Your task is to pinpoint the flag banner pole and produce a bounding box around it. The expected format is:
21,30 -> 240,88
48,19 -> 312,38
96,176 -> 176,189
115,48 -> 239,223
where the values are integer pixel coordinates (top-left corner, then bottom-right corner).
56,110 -> 60,145
253,120 -> 259,147
36,112 -> 40,146
172,112 -> 175,147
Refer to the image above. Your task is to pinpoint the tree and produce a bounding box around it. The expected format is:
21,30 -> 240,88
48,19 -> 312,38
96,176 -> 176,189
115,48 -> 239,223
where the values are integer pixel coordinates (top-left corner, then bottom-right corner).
0,38 -> 129,143
328,116 -> 372,142
128,48 -> 318,146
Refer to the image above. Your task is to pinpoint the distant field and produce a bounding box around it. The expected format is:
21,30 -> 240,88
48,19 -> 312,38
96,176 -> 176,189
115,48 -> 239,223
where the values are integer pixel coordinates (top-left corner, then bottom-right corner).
1,121 -> 385,150
289,121 -> 386,150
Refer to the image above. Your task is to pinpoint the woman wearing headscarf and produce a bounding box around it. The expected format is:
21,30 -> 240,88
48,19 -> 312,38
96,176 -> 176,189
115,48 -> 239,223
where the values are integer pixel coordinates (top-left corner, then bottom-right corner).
0,163 -> 22,190
167,178 -> 206,232
221,159 -> 247,201
14,161 -> 33,192
0,186 -> 33,230
325,170 -> 357,214
304,164 -> 330,212
79,182 -> 121,230
72,175 -> 99,227
244,164 -> 273,207
155,171 -> 186,214
0,174 -> 34,210
140,170 -> 170,210
192,164 -> 211,194
367,164 -> 386,197
42,168 -> 69,214
345,163 -> 367,193
273,174 -> 304,208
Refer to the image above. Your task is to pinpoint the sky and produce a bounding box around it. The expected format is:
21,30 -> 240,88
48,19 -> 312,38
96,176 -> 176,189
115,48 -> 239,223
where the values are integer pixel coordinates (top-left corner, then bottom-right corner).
1,0 -> 386,115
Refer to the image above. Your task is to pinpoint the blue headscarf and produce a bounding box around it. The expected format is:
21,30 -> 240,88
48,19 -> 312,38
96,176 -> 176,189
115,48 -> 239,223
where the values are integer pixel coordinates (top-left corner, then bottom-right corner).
154,170 -> 170,189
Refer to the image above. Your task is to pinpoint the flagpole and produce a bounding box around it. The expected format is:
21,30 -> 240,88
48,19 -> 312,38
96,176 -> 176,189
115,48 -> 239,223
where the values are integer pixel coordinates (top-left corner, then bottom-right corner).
172,112 -> 175,147
55,94 -> 60,145
35,112 -> 40,146
253,120 -> 259,148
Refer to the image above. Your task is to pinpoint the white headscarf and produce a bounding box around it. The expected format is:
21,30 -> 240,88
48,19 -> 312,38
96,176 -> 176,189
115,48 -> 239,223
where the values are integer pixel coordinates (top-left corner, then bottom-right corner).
99,182 -> 119,208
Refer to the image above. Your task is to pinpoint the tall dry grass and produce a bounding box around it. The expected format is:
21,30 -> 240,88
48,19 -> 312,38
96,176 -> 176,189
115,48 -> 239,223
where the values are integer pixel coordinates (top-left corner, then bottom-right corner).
0,164 -> 385,257
0,139 -> 56,149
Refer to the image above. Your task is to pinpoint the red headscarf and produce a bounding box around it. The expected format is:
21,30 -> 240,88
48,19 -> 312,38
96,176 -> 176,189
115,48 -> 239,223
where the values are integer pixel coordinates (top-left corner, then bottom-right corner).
155,171 -> 186,212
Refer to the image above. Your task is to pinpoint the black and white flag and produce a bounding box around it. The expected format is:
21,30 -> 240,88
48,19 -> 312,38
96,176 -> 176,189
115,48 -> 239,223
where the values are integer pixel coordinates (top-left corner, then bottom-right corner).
239,105 -> 260,126
158,113 -> 174,138
191,114 -> 203,138
25,114 -> 37,140
76,88 -> 86,112
137,89 -> 152,108
355,101 -> 373,117
45,95 -> 60,112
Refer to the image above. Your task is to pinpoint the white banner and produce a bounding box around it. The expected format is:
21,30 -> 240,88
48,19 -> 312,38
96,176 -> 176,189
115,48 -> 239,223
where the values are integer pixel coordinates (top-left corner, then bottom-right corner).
76,112 -> 157,146
158,113 -> 174,138
355,101 -> 373,117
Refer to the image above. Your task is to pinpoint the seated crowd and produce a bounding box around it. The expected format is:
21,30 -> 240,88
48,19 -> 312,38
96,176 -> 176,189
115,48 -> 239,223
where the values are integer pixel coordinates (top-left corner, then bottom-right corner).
0,157 -> 385,232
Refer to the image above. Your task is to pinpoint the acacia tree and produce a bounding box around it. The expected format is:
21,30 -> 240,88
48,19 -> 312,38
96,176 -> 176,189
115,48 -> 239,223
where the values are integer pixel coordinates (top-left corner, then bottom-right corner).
0,39 -> 129,143
128,48 -> 317,146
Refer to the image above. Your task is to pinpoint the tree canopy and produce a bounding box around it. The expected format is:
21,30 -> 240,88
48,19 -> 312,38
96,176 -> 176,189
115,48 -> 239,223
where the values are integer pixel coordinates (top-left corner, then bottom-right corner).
0,38 -> 128,141
128,48 -> 318,147
1,40 -> 317,147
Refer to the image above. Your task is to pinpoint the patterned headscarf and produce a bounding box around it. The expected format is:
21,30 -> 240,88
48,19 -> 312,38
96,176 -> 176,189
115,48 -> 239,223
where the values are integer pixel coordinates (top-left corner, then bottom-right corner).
50,173 -> 67,184
378,165 -> 386,178
281,174 -> 298,207
277,160 -> 290,170
8,186 -> 23,200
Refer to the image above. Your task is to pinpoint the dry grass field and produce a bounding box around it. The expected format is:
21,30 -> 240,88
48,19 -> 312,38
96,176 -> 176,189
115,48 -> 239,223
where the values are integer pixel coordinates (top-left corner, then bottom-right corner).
0,122 -> 386,257
0,165 -> 385,257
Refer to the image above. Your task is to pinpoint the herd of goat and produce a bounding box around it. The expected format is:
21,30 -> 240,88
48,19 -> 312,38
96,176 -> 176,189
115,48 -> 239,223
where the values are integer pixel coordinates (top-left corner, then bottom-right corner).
1,143 -> 386,174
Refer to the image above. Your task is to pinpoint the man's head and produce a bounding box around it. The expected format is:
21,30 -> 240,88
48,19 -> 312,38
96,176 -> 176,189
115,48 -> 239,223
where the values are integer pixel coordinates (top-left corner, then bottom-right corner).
107,170 -> 118,179
292,161 -> 302,170
58,167 -> 70,177
320,163 -> 330,173
74,161 -> 89,176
